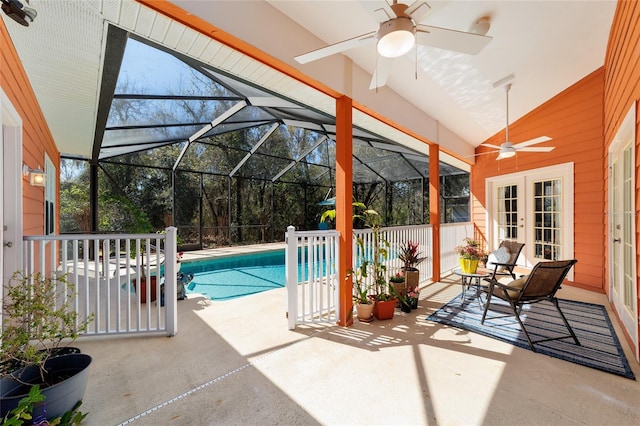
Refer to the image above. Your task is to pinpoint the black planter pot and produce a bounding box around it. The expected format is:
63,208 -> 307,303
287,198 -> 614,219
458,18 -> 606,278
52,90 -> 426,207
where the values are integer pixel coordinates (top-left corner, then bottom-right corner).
400,301 -> 412,313
0,353 -> 92,420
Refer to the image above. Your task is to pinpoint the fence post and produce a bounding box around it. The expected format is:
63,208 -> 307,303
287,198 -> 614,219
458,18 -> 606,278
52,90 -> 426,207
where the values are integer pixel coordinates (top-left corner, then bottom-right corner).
286,226 -> 297,330
165,226 -> 178,336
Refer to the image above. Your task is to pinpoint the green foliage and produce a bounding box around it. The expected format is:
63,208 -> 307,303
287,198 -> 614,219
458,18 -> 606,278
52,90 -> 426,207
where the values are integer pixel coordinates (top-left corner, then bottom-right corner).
355,205 -> 391,300
98,193 -> 153,234
53,400 -> 88,426
0,272 -> 94,380
2,385 -> 87,426
398,240 -> 426,270
60,160 -> 91,233
1,385 -> 45,425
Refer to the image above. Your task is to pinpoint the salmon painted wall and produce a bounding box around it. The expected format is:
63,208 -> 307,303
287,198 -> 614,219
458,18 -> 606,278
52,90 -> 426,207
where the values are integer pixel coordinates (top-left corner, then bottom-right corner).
471,68 -> 605,291
603,1 -> 640,359
1,18 -> 59,235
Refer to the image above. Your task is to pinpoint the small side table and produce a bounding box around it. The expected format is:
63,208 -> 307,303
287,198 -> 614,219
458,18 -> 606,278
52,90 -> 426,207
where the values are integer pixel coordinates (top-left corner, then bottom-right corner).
453,268 -> 491,305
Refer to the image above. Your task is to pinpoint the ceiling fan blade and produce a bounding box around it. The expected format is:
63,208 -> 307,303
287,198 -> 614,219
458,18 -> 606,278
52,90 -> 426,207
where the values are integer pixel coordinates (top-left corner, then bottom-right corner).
295,32 -> 376,64
404,0 -> 431,24
480,143 -> 503,149
515,146 -> 556,153
372,2 -> 395,22
369,56 -> 394,90
406,1 -> 431,23
512,135 -> 552,148
416,24 -> 492,55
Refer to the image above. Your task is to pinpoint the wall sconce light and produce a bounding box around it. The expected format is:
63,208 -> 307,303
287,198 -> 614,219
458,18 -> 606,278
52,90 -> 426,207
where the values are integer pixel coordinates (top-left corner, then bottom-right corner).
23,164 -> 45,187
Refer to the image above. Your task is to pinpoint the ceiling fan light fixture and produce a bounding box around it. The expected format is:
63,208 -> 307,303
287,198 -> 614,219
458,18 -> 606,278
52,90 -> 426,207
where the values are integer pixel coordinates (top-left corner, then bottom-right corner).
377,18 -> 415,58
496,149 -> 516,160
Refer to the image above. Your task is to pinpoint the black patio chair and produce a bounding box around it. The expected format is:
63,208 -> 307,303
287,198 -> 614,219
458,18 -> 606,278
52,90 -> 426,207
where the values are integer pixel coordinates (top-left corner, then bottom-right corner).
486,240 -> 525,281
480,259 -> 580,352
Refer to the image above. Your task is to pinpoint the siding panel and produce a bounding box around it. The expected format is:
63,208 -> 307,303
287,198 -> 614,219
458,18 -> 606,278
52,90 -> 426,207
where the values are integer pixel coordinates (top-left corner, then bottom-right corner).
1,19 -> 59,236
471,69 -> 605,293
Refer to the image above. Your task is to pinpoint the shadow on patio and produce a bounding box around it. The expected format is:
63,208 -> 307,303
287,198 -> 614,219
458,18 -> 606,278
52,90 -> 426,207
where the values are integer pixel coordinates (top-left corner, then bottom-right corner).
75,277 -> 640,425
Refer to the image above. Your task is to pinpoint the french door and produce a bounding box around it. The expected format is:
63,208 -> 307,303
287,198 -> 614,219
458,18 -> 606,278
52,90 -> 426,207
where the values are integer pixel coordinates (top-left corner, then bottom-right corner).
1,89 -> 23,285
486,163 -> 574,278
609,105 -> 637,352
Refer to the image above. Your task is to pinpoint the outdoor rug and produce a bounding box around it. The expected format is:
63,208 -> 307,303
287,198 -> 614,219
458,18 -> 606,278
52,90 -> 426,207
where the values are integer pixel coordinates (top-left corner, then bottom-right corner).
424,294 -> 636,379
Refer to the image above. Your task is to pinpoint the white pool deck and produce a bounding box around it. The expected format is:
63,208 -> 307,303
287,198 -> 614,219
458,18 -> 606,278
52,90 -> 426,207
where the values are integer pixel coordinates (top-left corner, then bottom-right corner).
73,244 -> 640,425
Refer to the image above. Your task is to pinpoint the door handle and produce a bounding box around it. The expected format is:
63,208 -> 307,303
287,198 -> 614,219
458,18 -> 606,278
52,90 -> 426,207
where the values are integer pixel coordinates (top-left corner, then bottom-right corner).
613,238 -> 621,243
3,241 -> 12,248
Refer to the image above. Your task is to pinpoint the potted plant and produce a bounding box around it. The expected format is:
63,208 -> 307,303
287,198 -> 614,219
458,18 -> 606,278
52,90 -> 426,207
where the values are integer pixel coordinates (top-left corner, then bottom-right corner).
134,242 -> 158,303
398,240 -> 425,289
0,271 -> 94,421
389,272 -> 406,308
322,202 -> 395,320
407,285 -> 420,310
349,263 -> 374,323
354,204 -> 396,320
455,237 -> 485,274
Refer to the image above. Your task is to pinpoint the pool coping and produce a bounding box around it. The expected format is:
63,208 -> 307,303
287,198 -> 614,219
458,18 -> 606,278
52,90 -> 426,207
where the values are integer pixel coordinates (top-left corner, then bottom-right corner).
179,242 -> 286,264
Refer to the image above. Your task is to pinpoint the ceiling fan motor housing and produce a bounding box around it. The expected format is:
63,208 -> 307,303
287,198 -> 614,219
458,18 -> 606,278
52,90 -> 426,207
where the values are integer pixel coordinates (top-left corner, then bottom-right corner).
377,17 -> 416,57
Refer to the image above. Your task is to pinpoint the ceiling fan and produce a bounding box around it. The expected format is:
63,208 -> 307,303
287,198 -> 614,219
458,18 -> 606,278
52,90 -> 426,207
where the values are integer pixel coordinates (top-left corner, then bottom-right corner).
294,1 -> 493,89
481,82 -> 555,160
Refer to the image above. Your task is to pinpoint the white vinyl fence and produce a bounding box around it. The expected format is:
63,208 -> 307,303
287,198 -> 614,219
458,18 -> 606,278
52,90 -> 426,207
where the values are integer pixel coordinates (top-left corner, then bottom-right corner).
353,224 -> 432,288
440,222 -> 475,272
285,226 -> 340,329
22,227 -> 178,337
286,224 -> 433,329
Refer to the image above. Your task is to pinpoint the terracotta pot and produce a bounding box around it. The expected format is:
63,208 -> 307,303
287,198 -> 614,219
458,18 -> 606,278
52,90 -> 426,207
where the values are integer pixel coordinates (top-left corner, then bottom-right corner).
355,302 -> 374,322
459,258 -> 479,274
135,275 -> 158,303
373,298 -> 396,320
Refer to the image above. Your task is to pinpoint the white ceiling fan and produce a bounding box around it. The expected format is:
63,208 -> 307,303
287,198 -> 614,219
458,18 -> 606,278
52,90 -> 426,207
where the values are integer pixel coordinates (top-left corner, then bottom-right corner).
294,1 -> 493,89
481,81 -> 555,160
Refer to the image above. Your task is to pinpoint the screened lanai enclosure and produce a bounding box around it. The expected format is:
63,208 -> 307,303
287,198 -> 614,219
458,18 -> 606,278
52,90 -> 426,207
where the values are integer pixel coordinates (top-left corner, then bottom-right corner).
60,26 -> 469,249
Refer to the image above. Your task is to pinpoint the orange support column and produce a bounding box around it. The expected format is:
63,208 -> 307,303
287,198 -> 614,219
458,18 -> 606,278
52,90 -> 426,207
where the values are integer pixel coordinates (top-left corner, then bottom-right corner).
336,96 -> 353,326
429,144 -> 441,281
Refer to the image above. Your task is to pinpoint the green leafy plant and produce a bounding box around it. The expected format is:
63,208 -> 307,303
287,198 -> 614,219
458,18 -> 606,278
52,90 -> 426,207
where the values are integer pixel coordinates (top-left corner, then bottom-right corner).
398,240 -> 426,271
352,203 -> 391,301
1,384 -> 45,425
348,264 -> 373,305
389,273 -> 405,283
2,385 -> 88,426
455,237 -> 485,260
321,201 -> 392,302
0,272 -> 94,383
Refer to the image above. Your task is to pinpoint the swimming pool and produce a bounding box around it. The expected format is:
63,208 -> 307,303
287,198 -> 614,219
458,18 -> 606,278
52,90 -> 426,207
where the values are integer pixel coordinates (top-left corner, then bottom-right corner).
180,247 -> 334,301
180,250 -> 287,300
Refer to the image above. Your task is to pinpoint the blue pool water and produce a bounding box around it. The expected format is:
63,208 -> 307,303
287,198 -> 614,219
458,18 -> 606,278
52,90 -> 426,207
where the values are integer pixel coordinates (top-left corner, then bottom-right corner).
180,247 -> 335,301
180,250 -> 287,301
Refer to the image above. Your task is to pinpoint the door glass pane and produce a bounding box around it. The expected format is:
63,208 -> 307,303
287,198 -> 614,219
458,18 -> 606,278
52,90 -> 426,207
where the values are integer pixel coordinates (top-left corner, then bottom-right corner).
497,184 -> 518,240
534,179 -> 562,260
623,146 -> 633,309
612,161 -> 621,294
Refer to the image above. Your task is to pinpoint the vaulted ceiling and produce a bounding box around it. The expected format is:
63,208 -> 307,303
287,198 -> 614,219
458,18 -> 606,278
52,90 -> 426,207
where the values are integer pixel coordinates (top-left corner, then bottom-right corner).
3,0 -> 616,169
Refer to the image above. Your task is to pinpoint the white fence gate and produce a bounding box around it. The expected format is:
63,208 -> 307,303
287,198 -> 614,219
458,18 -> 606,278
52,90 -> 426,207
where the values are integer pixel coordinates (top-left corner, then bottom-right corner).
22,227 -> 178,337
285,226 -> 340,329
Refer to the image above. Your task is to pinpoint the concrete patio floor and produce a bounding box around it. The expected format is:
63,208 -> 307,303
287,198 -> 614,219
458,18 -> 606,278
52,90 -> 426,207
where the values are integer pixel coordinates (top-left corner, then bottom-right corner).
74,274 -> 640,425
